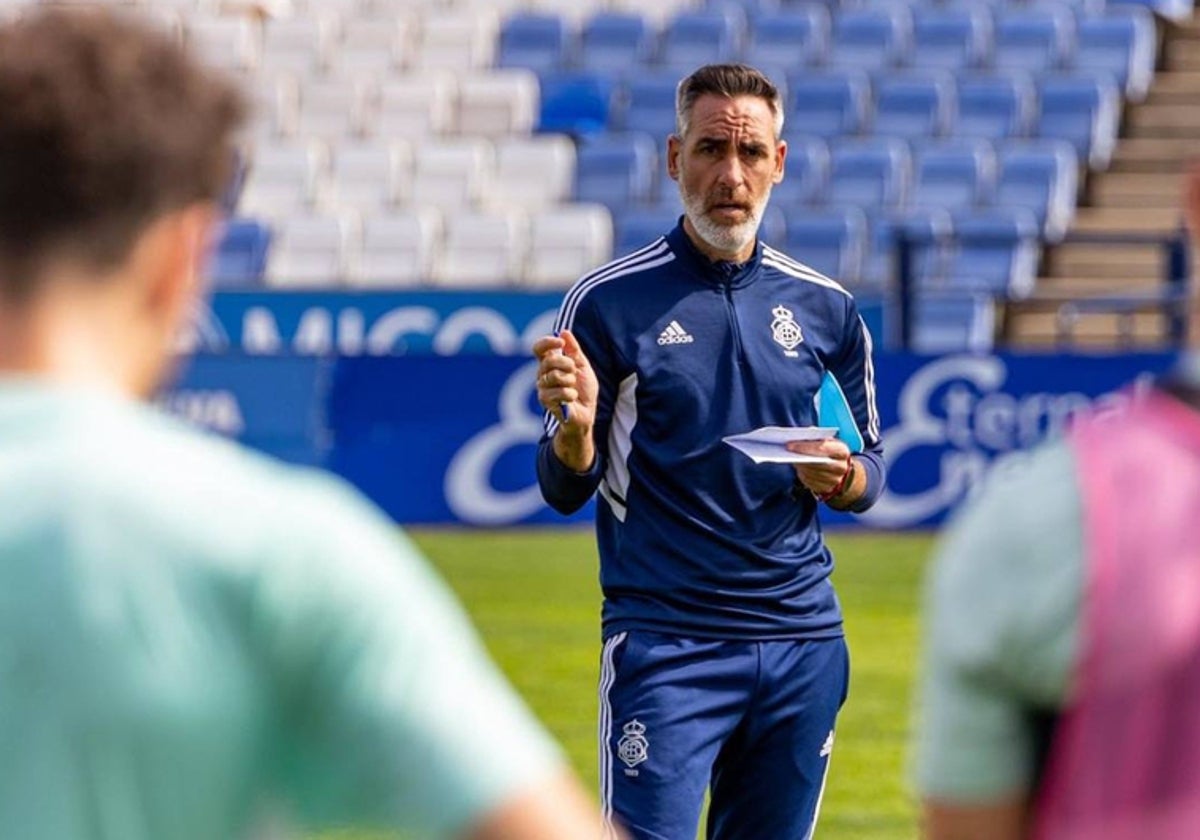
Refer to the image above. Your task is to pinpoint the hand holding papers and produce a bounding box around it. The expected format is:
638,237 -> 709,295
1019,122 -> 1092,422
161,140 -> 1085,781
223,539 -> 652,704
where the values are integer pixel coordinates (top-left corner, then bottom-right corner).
723,426 -> 841,465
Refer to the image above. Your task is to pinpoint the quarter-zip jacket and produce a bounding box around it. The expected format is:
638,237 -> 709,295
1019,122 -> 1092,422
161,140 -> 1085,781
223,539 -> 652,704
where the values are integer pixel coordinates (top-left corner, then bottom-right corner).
538,221 -> 886,639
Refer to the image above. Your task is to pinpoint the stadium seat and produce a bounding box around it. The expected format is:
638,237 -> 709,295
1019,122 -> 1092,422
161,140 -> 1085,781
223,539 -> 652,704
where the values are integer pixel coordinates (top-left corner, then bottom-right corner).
768,135 -> 830,208
864,208 -> 953,288
743,8 -> 831,71
910,6 -> 992,72
758,204 -> 788,247
414,11 -> 499,72
910,139 -> 996,212
657,8 -> 747,72
210,218 -> 272,287
261,15 -> 336,76
944,207 -> 1041,297
456,69 -> 539,136
784,70 -> 872,138
266,213 -> 359,287
613,208 -> 679,257
992,7 -> 1076,76
994,140 -> 1079,241
1071,9 -> 1158,101
294,77 -> 374,140
238,141 -> 329,218
871,73 -> 955,141
524,203 -> 615,288
1035,74 -> 1121,170
498,12 -> 572,74
247,73 -> 300,140
354,208 -> 443,288
527,0 -> 605,27
432,211 -> 529,288
410,137 -> 495,210
609,0 -> 702,27
376,74 -> 457,139
334,14 -> 412,76
912,292 -> 997,352
491,134 -> 576,210
326,141 -> 411,213
954,73 -> 1038,141
578,12 -> 657,75
826,138 -> 912,213
538,72 -> 616,135
825,7 -> 913,74
573,132 -> 659,210
779,207 -> 869,284
615,72 -> 682,141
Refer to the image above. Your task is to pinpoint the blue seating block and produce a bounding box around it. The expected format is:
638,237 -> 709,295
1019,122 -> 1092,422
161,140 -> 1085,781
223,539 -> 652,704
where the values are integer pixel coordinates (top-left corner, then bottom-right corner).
211,218 -> 271,287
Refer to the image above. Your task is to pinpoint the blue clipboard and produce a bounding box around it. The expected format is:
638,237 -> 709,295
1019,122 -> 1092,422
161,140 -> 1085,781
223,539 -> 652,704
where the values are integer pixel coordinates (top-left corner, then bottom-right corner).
816,371 -> 864,453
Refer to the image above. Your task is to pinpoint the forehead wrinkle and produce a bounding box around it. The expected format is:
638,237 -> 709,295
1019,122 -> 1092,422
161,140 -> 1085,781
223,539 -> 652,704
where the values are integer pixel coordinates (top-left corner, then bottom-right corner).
685,98 -> 776,144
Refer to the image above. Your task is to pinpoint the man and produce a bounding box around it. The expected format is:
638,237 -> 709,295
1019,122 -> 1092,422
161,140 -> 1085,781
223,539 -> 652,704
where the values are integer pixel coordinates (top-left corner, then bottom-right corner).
0,9 -> 609,839
913,167 -> 1200,840
532,64 -> 886,839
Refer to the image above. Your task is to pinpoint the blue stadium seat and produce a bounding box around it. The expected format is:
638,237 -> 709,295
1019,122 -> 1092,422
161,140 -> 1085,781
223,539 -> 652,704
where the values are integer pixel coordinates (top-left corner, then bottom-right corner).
910,139 -> 997,212
579,12 -> 656,75
538,72 -> 616,135
1035,74 -> 1121,170
1071,9 -> 1157,101
864,208 -> 953,288
613,208 -> 679,256
744,8 -> 831,72
912,292 -> 997,352
780,207 -> 869,284
613,72 -> 680,141
826,137 -> 912,213
573,132 -> 659,210
871,73 -> 955,141
758,203 -> 789,247
658,8 -> 746,72
498,13 -> 571,74
784,69 -> 871,138
770,135 -> 830,208
825,7 -> 914,74
910,7 -> 992,72
992,7 -> 1076,75
211,218 -> 272,287
1107,0 -> 1191,23
945,208 -> 1041,298
954,73 -> 1037,140
994,140 -> 1079,241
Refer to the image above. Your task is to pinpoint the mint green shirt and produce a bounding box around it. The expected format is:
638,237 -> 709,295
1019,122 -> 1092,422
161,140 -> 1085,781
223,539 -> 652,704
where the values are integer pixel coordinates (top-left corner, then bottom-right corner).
0,382 -> 563,839
913,443 -> 1084,802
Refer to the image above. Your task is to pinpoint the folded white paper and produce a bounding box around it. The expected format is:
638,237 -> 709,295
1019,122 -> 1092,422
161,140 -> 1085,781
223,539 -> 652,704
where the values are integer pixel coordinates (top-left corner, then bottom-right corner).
722,426 -> 840,465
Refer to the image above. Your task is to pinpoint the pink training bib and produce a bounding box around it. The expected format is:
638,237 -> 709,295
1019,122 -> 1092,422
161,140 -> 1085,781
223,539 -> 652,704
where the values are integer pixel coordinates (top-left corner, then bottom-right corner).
1034,389 -> 1200,840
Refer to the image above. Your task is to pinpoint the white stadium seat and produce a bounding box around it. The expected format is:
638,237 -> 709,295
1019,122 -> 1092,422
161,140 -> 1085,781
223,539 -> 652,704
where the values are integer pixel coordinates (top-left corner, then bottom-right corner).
326,140 -> 412,212
185,15 -> 260,73
238,140 -> 328,218
524,204 -> 614,289
353,208 -> 443,287
333,13 -> 414,75
295,76 -> 376,140
432,211 -> 528,288
266,213 -> 359,287
491,135 -> 576,210
260,15 -> 338,76
409,137 -> 494,210
375,73 -> 457,139
456,69 -> 539,137
413,11 -> 498,72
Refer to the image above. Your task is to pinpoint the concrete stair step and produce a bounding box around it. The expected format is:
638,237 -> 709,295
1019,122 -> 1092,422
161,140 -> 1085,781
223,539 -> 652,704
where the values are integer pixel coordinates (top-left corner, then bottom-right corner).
1090,172 -> 1185,205
1070,207 -> 1182,234
1109,137 -> 1197,173
1166,40 -> 1200,70
1004,306 -> 1175,348
1045,243 -> 1165,277
1125,103 -> 1200,133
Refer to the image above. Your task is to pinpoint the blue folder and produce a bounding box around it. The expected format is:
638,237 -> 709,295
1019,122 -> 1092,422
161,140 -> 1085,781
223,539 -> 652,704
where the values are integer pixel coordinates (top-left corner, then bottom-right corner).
816,371 -> 864,453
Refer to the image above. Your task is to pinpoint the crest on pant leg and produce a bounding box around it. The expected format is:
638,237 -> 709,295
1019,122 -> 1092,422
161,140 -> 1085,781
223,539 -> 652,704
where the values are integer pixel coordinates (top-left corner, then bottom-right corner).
617,719 -> 649,769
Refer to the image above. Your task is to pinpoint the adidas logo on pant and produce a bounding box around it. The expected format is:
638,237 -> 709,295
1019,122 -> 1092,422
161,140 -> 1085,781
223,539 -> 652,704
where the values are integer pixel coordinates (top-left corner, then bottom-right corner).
657,320 -> 694,346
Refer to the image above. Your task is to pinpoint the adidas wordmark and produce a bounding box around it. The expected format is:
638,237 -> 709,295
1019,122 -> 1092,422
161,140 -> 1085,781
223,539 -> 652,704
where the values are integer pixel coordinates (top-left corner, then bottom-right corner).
657,320 -> 694,346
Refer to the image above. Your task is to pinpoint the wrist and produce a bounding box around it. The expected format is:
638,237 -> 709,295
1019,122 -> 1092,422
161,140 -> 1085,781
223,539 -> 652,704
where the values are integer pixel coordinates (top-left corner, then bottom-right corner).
817,458 -> 856,504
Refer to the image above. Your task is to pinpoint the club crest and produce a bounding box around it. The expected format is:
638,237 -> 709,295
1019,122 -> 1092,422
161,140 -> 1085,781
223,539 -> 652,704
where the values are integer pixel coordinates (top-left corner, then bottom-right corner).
771,305 -> 803,357
617,719 -> 649,770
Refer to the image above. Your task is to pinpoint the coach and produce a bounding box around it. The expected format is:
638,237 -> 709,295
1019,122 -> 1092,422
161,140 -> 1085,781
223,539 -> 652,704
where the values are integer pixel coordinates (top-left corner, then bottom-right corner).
532,63 -> 888,839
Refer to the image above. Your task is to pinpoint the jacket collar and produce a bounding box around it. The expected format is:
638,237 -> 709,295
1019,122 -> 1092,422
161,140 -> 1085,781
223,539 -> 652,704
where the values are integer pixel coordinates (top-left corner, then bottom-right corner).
665,218 -> 763,290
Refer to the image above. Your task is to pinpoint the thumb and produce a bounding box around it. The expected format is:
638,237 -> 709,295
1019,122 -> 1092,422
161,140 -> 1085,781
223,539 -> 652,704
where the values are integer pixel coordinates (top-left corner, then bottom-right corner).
559,329 -> 589,368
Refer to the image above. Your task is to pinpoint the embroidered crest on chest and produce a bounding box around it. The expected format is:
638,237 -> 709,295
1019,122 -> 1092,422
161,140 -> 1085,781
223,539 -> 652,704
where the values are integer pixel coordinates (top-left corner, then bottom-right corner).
771,305 -> 803,357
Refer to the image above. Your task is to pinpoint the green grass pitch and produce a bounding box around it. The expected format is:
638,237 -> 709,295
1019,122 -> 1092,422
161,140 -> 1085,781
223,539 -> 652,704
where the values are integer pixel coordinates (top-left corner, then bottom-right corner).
324,528 -> 933,840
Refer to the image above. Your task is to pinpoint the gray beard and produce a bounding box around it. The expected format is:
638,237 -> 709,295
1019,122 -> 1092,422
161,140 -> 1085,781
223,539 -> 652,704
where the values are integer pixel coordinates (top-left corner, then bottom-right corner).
678,184 -> 771,256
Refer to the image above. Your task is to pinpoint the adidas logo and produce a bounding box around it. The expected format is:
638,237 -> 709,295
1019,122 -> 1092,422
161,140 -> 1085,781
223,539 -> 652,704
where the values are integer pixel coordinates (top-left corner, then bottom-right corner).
656,320 -> 694,346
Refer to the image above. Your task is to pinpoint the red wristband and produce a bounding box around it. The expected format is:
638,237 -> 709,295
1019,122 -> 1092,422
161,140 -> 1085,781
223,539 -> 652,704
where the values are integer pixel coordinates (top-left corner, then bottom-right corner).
817,459 -> 855,503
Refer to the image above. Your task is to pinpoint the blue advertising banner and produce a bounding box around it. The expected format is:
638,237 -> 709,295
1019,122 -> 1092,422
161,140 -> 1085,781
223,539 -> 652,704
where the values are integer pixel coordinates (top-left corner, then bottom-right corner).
163,350 -> 1179,528
161,354 -> 331,466
189,290 -> 563,356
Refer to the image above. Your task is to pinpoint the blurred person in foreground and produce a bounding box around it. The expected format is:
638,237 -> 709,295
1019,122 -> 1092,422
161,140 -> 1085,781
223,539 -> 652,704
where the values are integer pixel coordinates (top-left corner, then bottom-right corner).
531,63 -> 886,838
0,8 -> 609,839
914,167 -> 1200,839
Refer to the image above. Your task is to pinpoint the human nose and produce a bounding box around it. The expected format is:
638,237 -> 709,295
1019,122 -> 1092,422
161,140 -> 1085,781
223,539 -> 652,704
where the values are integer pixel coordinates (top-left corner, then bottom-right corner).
714,152 -> 745,189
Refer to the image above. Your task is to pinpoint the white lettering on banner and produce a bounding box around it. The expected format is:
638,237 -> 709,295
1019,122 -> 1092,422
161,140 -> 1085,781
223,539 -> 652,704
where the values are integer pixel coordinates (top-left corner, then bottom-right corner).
179,302 -> 231,353
445,361 -> 547,525
158,390 -> 246,435
864,355 -> 1155,528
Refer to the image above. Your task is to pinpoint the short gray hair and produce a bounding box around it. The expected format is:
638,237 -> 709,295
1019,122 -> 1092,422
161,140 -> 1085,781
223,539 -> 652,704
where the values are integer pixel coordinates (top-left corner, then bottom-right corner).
674,63 -> 785,140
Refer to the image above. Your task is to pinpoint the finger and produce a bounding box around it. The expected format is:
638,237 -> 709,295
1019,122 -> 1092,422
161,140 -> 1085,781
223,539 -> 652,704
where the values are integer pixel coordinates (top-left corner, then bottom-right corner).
559,329 -> 588,368
531,335 -> 566,359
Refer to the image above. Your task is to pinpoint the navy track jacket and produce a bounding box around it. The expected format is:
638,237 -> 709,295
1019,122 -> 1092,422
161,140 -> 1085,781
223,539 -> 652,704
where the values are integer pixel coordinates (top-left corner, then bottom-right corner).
538,222 -> 887,640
